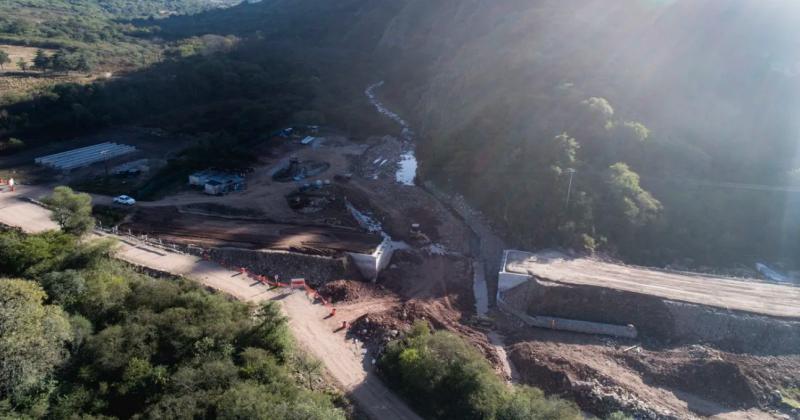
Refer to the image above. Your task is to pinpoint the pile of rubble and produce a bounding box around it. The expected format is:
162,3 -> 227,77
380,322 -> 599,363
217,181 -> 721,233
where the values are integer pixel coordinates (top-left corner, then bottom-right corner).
318,280 -> 388,303
350,308 -> 414,347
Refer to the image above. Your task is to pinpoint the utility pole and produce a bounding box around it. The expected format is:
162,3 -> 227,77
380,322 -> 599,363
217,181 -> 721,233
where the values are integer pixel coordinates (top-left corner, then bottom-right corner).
565,168 -> 576,207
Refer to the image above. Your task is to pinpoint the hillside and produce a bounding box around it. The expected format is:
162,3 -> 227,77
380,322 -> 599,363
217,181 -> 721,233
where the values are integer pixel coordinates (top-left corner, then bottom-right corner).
0,0 -> 241,68
0,2 -> 798,418
373,0 -> 800,267
143,0 -> 800,268
3,0 -> 800,267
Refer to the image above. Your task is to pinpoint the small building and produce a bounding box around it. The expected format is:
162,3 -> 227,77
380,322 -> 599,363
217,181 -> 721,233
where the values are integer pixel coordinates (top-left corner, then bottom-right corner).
189,170 -> 245,195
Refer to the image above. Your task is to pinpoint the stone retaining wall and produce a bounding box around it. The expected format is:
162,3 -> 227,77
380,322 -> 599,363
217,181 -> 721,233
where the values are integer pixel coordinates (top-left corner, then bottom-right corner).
209,248 -> 362,287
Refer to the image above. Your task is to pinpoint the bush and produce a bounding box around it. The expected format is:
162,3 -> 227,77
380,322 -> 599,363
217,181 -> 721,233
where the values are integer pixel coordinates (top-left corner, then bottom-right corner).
379,322 -> 581,420
0,228 -> 344,418
42,186 -> 95,236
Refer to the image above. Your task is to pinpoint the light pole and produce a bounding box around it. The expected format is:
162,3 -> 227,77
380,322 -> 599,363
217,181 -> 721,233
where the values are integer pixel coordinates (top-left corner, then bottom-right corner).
565,168 -> 576,207
100,149 -> 109,178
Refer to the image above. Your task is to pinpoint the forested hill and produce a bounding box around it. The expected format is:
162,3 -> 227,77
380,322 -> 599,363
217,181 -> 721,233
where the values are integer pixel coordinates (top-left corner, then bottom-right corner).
5,0 -> 800,269
170,0 -> 798,268
1,0 -> 242,20
367,0 -> 800,267
0,0 -> 242,72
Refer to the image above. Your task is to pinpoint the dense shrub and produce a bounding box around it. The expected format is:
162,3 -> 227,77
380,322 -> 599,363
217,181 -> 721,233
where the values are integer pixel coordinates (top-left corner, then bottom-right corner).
0,229 -> 345,419
379,322 -> 581,420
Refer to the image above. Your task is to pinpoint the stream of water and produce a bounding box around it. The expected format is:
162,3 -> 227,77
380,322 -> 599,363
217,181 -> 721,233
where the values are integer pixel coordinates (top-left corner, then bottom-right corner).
365,81 -> 418,186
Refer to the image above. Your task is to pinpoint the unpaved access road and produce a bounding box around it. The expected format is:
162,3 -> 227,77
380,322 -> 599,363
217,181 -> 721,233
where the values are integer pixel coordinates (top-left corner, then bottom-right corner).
0,188 -> 421,420
505,250 -> 800,319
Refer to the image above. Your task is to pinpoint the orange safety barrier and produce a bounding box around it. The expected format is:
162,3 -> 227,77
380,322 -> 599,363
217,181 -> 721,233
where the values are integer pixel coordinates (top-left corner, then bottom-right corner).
200,253 -> 336,314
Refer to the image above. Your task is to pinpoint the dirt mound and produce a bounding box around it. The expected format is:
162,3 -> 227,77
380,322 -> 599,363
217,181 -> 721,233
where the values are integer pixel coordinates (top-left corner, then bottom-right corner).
350,307 -> 414,347
620,351 -> 759,409
506,326 -> 800,419
319,280 -> 387,303
285,184 -> 352,219
509,340 -> 667,419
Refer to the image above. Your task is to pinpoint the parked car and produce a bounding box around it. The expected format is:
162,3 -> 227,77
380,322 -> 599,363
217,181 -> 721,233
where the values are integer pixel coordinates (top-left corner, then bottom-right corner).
113,195 -> 136,206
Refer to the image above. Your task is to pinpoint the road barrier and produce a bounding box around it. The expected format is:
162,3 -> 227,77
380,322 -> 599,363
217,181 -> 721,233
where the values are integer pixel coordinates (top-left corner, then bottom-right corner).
96,225 -> 338,317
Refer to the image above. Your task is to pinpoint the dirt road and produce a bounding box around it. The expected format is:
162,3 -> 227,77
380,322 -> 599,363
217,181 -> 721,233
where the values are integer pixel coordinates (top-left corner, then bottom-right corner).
0,196 -> 57,233
505,250 -> 800,319
0,189 -> 420,420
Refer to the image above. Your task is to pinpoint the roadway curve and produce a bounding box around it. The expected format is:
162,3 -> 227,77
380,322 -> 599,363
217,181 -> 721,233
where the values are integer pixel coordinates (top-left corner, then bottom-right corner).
0,187 -> 421,420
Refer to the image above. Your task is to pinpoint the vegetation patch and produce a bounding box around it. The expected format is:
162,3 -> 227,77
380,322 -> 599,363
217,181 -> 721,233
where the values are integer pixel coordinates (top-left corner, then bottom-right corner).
781,388 -> 800,410
378,322 -> 582,420
0,227 -> 347,419
92,204 -> 131,228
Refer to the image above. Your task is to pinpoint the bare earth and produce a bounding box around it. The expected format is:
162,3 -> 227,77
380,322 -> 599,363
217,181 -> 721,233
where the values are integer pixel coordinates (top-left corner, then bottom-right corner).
505,250 -> 800,318
0,188 -> 421,420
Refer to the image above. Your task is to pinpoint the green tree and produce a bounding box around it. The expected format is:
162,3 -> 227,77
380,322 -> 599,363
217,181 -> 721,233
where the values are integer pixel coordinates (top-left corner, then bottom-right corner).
244,302 -> 292,361
43,186 -> 95,236
604,162 -> 662,228
6,138 -> 24,150
0,230 -> 76,277
0,279 -> 72,404
498,386 -> 582,420
216,381 -> 345,420
50,50 -> 75,75
380,322 -> 581,420
0,50 -> 10,70
32,49 -> 50,72
39,270 -> 86,309
74,52 -> 93,73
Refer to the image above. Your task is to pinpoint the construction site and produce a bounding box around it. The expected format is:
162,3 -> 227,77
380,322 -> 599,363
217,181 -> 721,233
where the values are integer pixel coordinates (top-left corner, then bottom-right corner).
1,89 -> 799,420
495,250 -> 800,418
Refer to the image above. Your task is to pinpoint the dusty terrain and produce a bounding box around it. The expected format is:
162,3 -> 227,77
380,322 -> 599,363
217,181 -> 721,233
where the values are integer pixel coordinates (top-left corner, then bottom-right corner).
0,45 -> 89,100
0,44 -> 41,68
121,205 -> 381,255
504,321 -> 800,419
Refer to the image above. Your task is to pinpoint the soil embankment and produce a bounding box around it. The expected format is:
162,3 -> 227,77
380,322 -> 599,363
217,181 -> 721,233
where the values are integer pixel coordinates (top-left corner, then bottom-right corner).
122,206 -> 381,255
505,278 -> 800,355
507,327 -> 799,419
